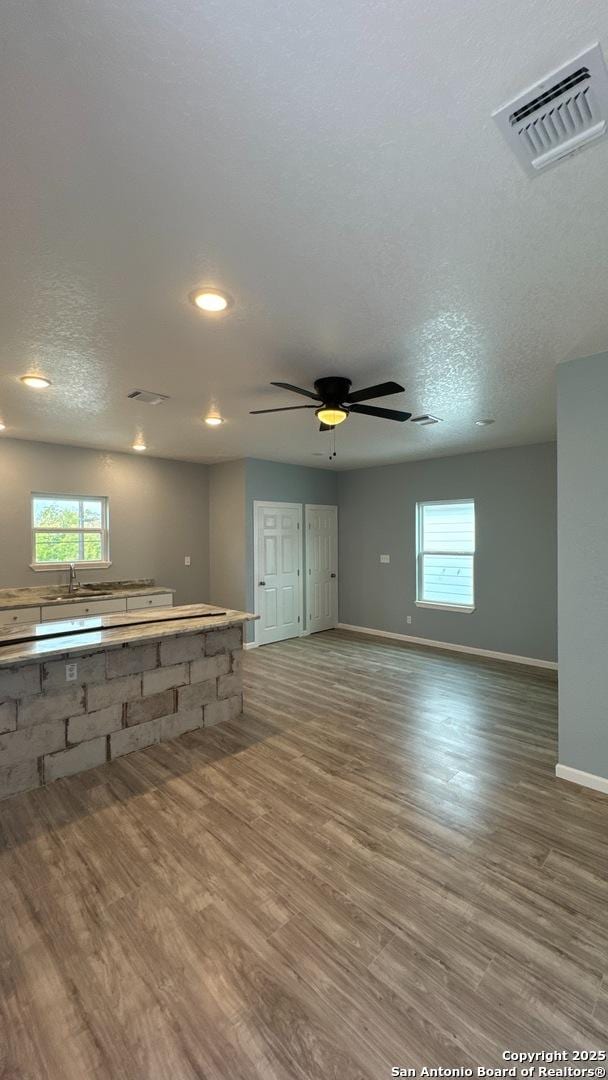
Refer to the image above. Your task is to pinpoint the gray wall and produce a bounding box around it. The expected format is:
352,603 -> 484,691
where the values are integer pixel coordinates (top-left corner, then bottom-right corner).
208,460 -> 247,612
244,458 -> 338,620
0,438 -> 559,666
337,443 -> 557,661
0,438 -> 210,605
557,353 -> 608,778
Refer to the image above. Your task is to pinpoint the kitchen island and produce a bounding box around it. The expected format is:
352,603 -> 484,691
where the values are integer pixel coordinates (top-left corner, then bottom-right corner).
0,603 -> 256,799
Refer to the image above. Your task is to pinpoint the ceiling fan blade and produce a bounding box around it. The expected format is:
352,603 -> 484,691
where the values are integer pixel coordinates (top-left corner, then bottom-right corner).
346,381 -> 405,404
270,381 -> 321,401
319,422 -> 332,431
349,403 -> 411,421
249,405 -> 317,414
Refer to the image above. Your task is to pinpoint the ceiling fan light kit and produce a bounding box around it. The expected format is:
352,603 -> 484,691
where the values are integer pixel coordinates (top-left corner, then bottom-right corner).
316,406 -> 348,426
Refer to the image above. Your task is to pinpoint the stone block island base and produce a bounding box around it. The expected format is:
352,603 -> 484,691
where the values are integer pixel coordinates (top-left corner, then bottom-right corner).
0,604 -> 256,800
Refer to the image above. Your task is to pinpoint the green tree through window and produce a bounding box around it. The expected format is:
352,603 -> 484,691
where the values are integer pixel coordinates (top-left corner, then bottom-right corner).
32,495 -> 108,566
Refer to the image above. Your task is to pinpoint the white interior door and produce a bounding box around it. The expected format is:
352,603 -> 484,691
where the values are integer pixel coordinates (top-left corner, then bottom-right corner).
254,502 -> 303,645
306,504 -> 338,634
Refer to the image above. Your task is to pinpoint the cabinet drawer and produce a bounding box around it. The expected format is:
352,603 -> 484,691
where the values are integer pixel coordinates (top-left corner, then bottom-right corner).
40,598 -> 127,621
126,593 -> 173,611
0,606 -> 41,627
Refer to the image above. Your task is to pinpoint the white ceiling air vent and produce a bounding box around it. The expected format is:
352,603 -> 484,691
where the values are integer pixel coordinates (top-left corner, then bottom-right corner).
493,43 -> 608,175
411,414 -> 442,426
127,389 -> 170,406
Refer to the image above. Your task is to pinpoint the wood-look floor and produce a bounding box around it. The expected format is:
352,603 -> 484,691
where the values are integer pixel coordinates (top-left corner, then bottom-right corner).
1,630 -> 607,1078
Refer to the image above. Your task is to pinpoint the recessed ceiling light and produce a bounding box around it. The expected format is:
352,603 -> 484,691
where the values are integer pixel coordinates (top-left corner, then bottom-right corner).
204,415 -> 224,427
20,374 -> 51,389
132,441 -> 146,452
190,288 -> 233,314
316,407 -> 348,426
475,418 -> 495,426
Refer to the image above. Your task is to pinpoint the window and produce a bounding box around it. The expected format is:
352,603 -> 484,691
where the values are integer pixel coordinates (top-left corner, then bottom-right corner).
416,500 -> 475,611
31,493 -> 110,569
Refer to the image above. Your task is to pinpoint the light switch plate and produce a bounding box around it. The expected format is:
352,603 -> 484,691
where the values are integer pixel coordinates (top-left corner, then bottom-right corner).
380,554 -> 390,564
184,555 -> 191,566
65,662 -> 78,682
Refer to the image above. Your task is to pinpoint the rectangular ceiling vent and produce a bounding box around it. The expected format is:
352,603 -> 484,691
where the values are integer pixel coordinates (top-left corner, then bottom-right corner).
411,414 -> 442,426
127,388 -> 170,406
493,43 -> 608,175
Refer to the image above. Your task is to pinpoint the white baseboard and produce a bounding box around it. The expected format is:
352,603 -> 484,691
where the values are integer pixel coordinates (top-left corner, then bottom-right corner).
555,764 -> 608,795
336,623 -> 557,671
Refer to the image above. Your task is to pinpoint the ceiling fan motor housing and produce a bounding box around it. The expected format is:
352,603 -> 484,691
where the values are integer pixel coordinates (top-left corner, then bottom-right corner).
314,376 -> 352,406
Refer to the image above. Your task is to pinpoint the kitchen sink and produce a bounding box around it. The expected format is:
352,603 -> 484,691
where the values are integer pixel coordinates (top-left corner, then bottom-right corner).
77,584 -> 118,593
42,590 -> 113,601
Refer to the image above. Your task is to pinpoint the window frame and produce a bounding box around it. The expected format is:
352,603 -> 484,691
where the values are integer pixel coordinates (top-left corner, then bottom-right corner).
415,498 -> 476,613
30,492 -> 111,571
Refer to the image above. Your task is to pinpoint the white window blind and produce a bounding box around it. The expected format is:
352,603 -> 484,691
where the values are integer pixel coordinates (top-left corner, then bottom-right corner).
31,494 -> 110,569
416,500 -> 475,610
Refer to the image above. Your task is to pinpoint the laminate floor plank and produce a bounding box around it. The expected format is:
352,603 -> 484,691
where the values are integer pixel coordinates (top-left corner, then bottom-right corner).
1,629 -> 606,1077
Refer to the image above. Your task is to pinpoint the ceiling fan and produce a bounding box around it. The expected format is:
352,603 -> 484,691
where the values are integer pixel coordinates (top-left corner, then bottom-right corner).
250,377 -> 411,430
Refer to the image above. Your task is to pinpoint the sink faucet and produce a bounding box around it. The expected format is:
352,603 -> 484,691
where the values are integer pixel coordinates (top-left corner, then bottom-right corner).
67,563 -> 80,594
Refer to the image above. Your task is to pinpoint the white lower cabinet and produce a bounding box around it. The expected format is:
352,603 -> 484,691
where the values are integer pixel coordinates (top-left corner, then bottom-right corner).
0,592 -> 174,627
0,607 -> 41,627
126,593 -> 173,611
40,598 -> 127,621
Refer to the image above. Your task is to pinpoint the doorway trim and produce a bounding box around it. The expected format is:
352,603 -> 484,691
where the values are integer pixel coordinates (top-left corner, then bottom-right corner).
304,503 -> 339,633
253,500 -> 304,647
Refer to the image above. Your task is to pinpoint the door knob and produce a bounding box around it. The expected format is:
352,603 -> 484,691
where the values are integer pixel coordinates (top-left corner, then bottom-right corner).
259,580 -> 266,586
330,573 -> 336,578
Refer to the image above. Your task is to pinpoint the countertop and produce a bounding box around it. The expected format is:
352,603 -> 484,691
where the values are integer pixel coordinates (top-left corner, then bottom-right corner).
0,604 -> 257,668
0,579 -> 175,611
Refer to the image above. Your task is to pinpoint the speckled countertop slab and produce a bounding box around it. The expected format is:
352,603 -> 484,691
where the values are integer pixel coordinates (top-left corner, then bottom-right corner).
0,579 -> 175,610
0,604 -> 257,668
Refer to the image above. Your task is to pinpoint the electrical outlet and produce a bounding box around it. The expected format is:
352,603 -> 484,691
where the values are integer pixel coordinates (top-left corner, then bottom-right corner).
380,554 -> 390,564
65,662 -> 78,682
184,555 -> 191,566
406,616 -> 412,625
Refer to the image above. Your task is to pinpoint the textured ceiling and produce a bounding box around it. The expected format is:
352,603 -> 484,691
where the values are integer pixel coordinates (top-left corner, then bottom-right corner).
1,0 -> 608,469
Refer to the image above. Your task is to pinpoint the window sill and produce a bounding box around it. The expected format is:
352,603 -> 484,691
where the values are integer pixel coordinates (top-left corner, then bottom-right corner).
29,561 -> 113,572
415,601 -> 475,613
